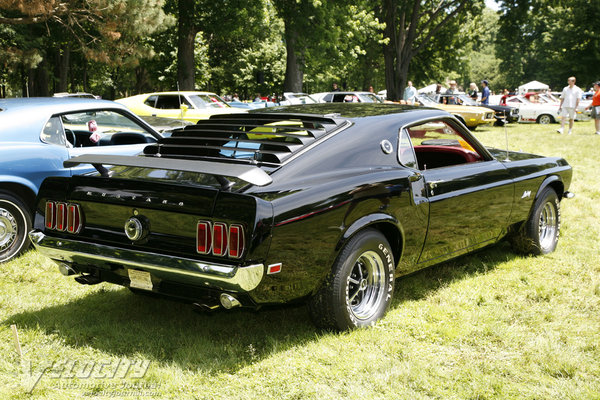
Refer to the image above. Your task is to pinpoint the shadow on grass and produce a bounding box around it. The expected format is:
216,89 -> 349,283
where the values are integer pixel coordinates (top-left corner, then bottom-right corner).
392,241 -> 519,306
3,242 -> 519,374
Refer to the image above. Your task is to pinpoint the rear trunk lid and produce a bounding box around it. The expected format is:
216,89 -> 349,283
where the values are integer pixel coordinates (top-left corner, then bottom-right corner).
38,174 -> 273,265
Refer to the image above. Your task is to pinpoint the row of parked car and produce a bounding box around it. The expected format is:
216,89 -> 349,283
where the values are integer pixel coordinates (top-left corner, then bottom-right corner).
2,85 -> 588,265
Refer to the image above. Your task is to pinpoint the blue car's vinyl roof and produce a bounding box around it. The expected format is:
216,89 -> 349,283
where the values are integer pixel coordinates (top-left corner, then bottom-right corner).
0,97 -> 124,115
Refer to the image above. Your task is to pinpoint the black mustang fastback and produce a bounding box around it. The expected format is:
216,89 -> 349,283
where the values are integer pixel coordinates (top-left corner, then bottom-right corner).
30,104 -> 572,330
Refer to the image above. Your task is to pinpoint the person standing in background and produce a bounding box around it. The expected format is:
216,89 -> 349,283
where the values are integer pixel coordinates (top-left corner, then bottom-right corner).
403,81 -> 417,104
468,83 -> 478,101
557,76 -> 582,135
585,81 -> 600,135
480,80 -> 490,105
445,80 -> 458,104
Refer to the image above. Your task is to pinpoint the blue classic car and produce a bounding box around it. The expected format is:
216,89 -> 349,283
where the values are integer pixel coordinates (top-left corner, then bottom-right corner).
0,97 -> 162,262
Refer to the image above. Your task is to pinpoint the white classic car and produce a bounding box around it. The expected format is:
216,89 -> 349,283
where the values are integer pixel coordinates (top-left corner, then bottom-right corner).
504,95 -> 560,124
538,92 -> 590,121
311,91 -> 384,103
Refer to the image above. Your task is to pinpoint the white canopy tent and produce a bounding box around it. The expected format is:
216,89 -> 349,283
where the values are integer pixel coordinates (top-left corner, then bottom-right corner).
518,80 -> 549,94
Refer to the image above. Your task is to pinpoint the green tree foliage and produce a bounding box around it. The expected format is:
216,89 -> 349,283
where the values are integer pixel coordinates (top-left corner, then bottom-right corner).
0,0 -> 172,97
455,8 -> 505,92
378,0 -> 485,101
171,0 -> 265,91
496,0 -> 600,91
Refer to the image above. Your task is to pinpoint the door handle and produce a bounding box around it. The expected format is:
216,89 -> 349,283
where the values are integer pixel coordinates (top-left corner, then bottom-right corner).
409,172 -> 423,182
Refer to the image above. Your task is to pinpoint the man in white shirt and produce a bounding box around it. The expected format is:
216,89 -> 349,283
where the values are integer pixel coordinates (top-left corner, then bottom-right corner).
403,81 -> 417,104
557,76 -> 582,134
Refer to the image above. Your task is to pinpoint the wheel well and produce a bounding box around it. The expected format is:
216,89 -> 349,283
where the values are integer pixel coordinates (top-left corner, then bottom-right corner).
544,180 -> 565,200
370,222 -> 402,269
0,183 -> 36,212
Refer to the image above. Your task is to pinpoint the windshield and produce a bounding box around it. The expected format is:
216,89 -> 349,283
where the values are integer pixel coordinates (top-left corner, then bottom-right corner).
188,94 -> 230,109
416,94 -> 438,106
357,93 -> 383,103
285,93 -> 318,104
457,94 -> 477,106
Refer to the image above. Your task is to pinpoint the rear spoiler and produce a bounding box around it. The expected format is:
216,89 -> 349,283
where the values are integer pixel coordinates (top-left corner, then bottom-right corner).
64,154 -> 273,187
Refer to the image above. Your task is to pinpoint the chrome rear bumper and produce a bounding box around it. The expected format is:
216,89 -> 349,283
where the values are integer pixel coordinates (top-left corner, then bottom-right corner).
29,230 -> 264,292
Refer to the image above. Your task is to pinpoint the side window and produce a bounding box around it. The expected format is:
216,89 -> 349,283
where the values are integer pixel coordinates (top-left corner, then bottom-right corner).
155,95 -> 181,109
405,120 -> 484,170
323,94 -> 333,102
40,116 -> 67,147
398,128 -> 417,169
144,95 -> 158,107
60,110 -> 154,147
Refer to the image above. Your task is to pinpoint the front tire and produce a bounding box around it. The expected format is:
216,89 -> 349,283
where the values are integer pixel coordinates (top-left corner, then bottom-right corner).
509,187 -> 560,255
308,229 -> 395,331
0,191 -> 32,263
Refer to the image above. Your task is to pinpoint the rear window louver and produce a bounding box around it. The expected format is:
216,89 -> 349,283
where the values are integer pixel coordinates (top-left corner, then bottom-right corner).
143,113 -> 346,166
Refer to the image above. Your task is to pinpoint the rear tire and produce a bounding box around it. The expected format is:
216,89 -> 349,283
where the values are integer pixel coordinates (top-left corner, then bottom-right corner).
509,187 -> 560,255
0,191 -> 32,263
308,229 -> 395,331
537,114 -> 554,124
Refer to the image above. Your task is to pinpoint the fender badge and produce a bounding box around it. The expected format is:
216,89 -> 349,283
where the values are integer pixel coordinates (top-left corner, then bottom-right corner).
380,140 -> 393,154
521,190 -> 532,199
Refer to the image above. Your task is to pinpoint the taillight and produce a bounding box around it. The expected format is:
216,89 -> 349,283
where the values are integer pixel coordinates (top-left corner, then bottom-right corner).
45,201 -> 83,234
212,222 -> 228,256
56,202 -> 67,231
67,204 -> 82,233
196,221 -> 212,254
228,224 -> 244,259
45,202 -> 56,229
196,221 -> 245,258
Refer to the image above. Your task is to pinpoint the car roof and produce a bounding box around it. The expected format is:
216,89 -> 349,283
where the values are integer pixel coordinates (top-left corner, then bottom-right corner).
0,97 -> 157,141
0,97 -> 128,115
142,103 -> 449,170
253,103 -> 443,120
140,91 -> 219,96
323,91 -> 377,95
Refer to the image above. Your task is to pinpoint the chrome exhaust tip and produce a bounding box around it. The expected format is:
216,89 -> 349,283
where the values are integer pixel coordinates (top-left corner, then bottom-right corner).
192,302 -> 220,313
220,293 -> 241,309
58,263 -> 76,276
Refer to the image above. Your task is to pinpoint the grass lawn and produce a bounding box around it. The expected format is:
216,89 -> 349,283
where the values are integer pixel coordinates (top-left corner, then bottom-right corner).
1,120 -> 599,399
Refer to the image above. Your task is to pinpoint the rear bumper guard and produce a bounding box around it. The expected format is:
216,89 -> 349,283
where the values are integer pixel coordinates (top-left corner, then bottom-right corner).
29,230 -> 264,292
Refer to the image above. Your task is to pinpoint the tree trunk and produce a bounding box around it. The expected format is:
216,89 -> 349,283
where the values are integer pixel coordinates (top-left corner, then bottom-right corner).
177,0 -> 198,91
382,0 -> 399,101
33,59 -> 49,96
282,24 -> 303,93
57,46 -> 70,93
82,60 -> 88,93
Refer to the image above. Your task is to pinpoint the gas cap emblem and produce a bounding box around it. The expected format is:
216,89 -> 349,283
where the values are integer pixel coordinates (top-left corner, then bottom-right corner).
380,139 -> 393,154
124,217 -> 145,241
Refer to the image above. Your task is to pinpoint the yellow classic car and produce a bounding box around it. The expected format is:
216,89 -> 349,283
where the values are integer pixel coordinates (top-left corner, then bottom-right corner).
416,94 -> 496,129
116,91 -> 245,123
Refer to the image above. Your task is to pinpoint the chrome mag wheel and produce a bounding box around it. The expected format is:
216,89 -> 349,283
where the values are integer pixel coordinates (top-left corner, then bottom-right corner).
0,207 -> 18,254
538,200 -> 558,251
347,250 -> 386,321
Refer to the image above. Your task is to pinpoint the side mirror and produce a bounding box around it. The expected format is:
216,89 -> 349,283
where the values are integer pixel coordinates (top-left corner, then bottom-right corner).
180,104 -> 189,112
